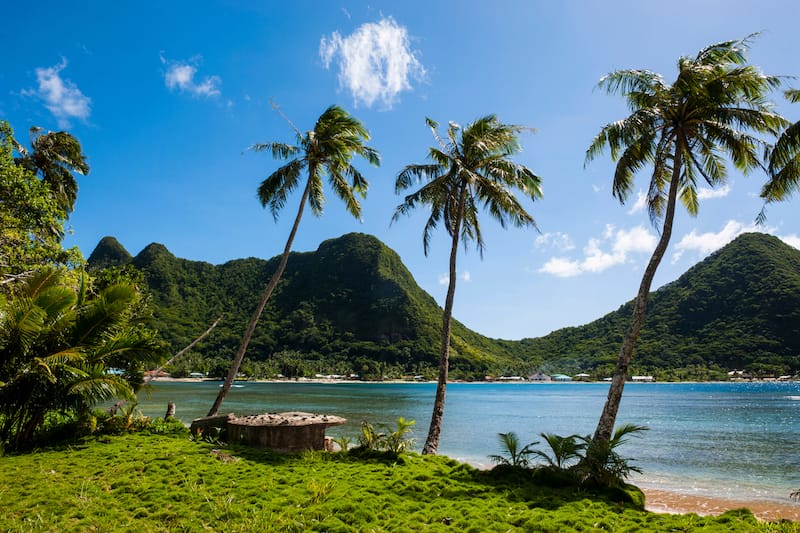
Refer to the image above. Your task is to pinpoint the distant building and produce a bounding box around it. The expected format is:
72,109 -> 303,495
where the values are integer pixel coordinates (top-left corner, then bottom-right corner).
189,372 -> 205,379
574,373 -> 591,381
631,375 -> 654,382
529,372 -> 551,382
552,374 -> 572,382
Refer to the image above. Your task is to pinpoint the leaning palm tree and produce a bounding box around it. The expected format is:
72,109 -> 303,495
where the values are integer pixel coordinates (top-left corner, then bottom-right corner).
586,35 -> 786,442
14,127 -> 89,215
761,89 -> 800,206
207,105 -> 379,416
394,116 -> 542,454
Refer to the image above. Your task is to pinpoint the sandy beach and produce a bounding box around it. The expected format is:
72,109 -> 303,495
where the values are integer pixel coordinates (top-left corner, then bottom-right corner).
643,488 -> 799,522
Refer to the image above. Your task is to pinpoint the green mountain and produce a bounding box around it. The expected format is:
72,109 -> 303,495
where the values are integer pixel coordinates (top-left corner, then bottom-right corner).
88,232 -> 520,379
514,232 -> 800,378
87,232 -> 800,379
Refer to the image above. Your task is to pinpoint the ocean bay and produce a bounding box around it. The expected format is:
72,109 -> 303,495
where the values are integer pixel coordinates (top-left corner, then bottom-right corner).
136,381 -> 799,506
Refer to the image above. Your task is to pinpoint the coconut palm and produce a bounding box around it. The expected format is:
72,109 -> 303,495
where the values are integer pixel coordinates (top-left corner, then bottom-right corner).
14,127 -> 89,215
394,116 -> 542,454
586,35 -> 786,442
488,431 -> 537,468
532,432 -> 585,470
207,105 -> 379,416
761,89 -> 800,206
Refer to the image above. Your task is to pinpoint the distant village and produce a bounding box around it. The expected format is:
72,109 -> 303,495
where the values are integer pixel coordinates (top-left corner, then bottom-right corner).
143,369 -> 799,383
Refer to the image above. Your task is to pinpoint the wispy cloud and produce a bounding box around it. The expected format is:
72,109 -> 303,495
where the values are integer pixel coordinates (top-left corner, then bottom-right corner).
21,58 -> 91,128
780,234 -> 800,249
671,220 -> 760,262
628,190 -> 647,215
696,184 -> 731,200
320,17 -> 425,109
438,271 -> 471,285
534,231 -> 575,252
538,224 -> 656,278
160,54 -> 221,98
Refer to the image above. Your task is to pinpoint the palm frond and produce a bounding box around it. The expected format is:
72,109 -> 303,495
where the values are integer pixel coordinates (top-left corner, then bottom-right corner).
257,159 -> 305,220
249,142 -> 301,160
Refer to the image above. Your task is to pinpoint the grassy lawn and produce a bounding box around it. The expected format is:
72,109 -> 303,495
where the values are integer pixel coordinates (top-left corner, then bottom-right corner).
0,432 -> 795,532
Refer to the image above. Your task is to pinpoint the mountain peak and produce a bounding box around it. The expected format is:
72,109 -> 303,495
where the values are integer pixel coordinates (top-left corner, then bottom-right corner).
86,236 -> 132,269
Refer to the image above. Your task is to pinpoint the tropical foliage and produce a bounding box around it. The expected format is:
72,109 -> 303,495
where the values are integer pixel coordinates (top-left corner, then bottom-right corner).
488,431 -> 537,468
0,122 -> 82,287
394,115 -> 542,454
489,424 -> 648,490
13,126 -> 90,214
0,268 -> 164,448
208,105 -> 379,416
355,417 -> 416,454
585,35 -> 787,440
761,88 -> 800,207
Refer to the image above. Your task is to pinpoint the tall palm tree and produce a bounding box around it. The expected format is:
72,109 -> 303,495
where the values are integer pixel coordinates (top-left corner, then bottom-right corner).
585,35 -> 786,442
207,105 -> 379,416
14,127 -> 90,215
761,89 -> 800,205
393,116 -> 542,454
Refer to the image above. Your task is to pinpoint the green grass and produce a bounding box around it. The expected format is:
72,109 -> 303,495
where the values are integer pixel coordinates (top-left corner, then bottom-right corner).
0,432 -> 795,532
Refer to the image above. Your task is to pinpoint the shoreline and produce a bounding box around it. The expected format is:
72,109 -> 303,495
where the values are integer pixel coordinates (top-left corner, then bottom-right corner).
146,377 -> 800,385
641,488 -> 799,522
144,377 -> 798,521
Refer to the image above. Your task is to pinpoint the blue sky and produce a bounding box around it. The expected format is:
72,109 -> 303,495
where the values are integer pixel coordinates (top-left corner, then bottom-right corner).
2,1 -> 799,340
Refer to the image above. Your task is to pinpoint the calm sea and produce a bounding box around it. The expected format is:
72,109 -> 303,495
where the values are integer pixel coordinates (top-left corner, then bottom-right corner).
135,381 -> 799,504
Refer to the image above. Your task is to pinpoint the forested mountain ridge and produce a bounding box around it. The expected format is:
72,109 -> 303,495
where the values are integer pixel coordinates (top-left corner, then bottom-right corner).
513,233 -> 800,377
88,233 -> 521,379
88,232 -> 800,379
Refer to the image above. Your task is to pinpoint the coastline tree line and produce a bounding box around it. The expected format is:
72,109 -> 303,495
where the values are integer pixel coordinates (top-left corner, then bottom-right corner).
1,34 -> 799,452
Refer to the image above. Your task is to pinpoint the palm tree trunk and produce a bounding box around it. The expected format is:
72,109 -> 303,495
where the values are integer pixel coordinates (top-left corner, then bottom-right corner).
422,186 -> 466,455
207,178 -> 312,417
593,150 -> 683,442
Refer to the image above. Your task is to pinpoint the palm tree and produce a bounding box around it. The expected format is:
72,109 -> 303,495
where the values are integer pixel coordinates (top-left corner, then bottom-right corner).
585,35 -> 786,442
207,105 -> 379,416
393,116 -> 542,454
761,89 -> 800,206
14,127 -> 90,215
0,268 -> 163,448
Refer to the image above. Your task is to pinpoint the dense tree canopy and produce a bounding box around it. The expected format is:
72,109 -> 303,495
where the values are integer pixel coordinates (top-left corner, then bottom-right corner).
0,122 -> 82,288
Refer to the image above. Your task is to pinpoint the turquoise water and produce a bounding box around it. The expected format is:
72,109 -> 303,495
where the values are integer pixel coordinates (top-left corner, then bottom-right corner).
136,381 -> 800,503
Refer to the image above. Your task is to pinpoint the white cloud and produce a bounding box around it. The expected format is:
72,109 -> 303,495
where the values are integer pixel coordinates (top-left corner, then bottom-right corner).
780,234 -> 800,250
161,54 -> 221,98
438,271 -> 471,284
628,190 -> 647,215
592,184 -> 602,193
697,184 -> 731,200
538,224 -> 657,277
22,58 -> 91,128
534,231 -> 575,252
320,17 -> 425,109
539,257 -> 582,278
671,220 -> 756,262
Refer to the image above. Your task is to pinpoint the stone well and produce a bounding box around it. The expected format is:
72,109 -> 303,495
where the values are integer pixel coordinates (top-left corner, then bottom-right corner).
225,411 -> 346,452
